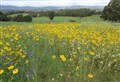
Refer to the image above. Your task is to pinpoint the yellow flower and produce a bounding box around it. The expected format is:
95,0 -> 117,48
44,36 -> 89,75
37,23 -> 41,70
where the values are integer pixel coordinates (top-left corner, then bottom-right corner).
26,32 -> 29,35
6,48 -> 12,52
6,43 -> 10,46
14,37 -> 19,41
89,51 -> 95,55
77,47 -> 81,50
0,69 -> 4,74
52,55 -> 56,59
92,40 -> 96,44
4,46 -> 8,50
0,41 -> 3,45
25,59 -> 29,63
34,36 -> 39,41
21,55 -> 26,58
76,66 -> 79,71
8,65 -> 14,70
12,68 -> 19,74
60,55 -> 66,61
84,57 -> 88,61
88,73 -> 93,78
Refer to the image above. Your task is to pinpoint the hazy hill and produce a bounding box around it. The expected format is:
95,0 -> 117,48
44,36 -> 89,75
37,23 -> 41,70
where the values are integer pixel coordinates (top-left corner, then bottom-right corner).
0,5 -> 104,11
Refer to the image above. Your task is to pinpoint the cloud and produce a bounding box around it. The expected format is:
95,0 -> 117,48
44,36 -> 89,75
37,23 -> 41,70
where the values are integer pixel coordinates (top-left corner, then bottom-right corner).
1,0 -> 110,7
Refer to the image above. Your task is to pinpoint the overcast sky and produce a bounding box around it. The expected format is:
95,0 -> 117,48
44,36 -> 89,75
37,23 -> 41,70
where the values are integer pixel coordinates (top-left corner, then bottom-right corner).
1,0 -> 110,7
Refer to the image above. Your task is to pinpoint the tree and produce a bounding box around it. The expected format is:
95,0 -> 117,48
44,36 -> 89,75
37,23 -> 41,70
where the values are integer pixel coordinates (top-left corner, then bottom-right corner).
101,0 -> 120,22
0,11 -> 3,15
48,11 -> 55,20
23,15 -> 32,22
0,11 -> 11,22
0,15 -> 10,21
13,14 -> 24,22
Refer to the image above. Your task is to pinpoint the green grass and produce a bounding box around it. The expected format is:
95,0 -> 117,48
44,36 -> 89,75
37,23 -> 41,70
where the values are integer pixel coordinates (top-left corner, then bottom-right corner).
0,16 -> 80,26
79,15 -> 120,26
1,15 -> 120,26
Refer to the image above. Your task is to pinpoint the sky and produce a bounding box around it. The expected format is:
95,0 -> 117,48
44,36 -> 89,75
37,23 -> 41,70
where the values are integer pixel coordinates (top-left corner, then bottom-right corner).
1,0 -> 110,7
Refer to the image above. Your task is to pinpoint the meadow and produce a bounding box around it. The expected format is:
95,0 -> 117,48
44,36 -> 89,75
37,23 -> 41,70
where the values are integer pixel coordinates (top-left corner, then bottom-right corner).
1,15 -> 120,26
0,15 -> 120,82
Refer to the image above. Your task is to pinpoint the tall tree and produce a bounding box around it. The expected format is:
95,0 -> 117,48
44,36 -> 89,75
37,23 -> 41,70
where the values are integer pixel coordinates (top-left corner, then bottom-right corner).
48,11 -> 55,20
101,0 -> 120,22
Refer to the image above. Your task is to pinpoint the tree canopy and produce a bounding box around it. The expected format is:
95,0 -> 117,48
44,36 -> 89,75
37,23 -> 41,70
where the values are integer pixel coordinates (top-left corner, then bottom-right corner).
101,0 -> 120,22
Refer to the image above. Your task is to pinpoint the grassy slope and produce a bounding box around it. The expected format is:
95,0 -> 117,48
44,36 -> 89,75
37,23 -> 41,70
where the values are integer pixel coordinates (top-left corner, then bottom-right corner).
79,15 -> 120,26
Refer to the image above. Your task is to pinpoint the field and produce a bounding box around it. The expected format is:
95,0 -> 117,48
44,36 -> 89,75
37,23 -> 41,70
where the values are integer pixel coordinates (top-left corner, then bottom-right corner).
0,15 -> 120,82
1,15 -> 120,26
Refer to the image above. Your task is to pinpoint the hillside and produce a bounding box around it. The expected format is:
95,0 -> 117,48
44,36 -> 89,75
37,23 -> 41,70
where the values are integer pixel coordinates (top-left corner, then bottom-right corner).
0,5 -> 104,11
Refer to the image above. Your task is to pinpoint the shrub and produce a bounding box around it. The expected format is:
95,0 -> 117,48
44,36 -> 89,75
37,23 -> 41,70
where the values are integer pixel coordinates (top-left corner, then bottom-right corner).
0,15 -> 11,21
0,11 -> 3,15
13,14 -> 24,22
23,15 -> 32,22
0,11 -> 11,21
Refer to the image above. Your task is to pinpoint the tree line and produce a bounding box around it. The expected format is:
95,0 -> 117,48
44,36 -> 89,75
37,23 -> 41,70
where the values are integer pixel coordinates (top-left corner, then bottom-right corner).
0,12 -> 32,22
38,8 -> 99,17
0,8 -> 99,22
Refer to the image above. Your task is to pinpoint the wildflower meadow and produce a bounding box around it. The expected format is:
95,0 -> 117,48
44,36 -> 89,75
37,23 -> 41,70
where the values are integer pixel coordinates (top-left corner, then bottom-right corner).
0,22 -> 120,82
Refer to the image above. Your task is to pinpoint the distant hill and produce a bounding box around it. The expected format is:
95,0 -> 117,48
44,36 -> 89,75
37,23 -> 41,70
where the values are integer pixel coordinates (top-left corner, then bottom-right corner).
0,5 -> 104,11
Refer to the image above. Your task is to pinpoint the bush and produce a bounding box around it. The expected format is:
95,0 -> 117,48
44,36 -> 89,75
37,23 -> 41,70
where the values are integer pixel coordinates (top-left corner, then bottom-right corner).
13,14 -> 24,22
0,11 -> 11,21
0,15 -> 11,21
23,15 -> 32,22
0,11 -> 3,15
68,19 -> 76,22
13,14 -> 33,22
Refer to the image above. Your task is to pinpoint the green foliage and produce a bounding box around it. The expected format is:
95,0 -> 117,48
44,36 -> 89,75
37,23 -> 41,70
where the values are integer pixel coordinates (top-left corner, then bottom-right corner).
0,11 -> 11,21
0,14 -> 11,22
0,11 -> 3,15
48,11 -> 55,20
101,0 -> 120,22
29,13 -> 38,17
39,11 -> 49,17
38,9 -> 97,17
68,19 -> 76,22
55,9 -> 96,17
23,15 -> 32,22
5,10 -> 25,15
13,14 -> 24,22
13,14 -> 32,22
